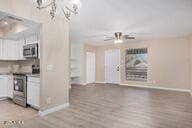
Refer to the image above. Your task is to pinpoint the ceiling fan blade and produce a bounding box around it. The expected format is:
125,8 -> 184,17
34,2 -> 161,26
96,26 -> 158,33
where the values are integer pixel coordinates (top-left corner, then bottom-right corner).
105,36 -> 114,39
84,32 -> 114,38
104,38 -> 114,41
123,35 -> 129,38
123,35 -> 135,39
126,37 -> 135,39
84,34 -> 106,38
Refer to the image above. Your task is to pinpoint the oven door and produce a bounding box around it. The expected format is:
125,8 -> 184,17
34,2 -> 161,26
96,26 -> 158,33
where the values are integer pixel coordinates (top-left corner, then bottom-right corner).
13,76 -> 26,97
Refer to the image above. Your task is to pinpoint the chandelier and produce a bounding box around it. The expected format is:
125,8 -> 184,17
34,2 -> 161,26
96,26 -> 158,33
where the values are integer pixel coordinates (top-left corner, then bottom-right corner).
34,0 -> 82,20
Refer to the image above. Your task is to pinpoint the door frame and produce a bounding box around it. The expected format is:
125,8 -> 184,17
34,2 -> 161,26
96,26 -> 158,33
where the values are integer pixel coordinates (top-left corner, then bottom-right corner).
86,52 -> 96,84
105,49 -> 121,84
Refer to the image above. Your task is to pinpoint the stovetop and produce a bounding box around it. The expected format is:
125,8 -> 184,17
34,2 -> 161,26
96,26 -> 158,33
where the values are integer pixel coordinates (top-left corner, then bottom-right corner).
13,73 -> 28,76
13,72 -> 34,75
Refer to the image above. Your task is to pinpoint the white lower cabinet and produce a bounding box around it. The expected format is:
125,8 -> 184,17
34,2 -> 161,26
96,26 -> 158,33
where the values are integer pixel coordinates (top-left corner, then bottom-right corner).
0,76 -> 8,98
0,75 -> 13,99
0,75 -> 40,109
27,77 -> 40,109
7,75 -> 13,98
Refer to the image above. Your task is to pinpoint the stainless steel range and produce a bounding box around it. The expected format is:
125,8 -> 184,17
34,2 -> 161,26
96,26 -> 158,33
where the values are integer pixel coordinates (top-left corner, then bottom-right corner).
13,73 -> 27,107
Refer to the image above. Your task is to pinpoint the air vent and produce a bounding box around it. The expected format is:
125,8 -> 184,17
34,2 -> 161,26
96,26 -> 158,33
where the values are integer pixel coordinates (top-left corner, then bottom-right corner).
7,16 -> 23,22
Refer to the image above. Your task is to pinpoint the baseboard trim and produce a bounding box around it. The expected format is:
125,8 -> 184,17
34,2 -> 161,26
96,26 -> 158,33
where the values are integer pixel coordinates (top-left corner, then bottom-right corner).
120,83 -> 191,93
0,97 -> 8,101
95,81 -> 106,84
38,103 -> 69,116
82,83 -> 87,85
71,82 -> 87,86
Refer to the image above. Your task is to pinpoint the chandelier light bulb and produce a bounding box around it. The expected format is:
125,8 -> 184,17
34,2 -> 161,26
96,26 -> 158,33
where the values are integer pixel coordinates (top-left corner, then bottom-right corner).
35,0 -> 52,7
71,0 -> 82,9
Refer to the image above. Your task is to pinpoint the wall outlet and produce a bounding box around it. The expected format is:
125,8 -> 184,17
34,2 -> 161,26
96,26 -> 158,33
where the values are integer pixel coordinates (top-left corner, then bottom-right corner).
153,80 -> 156,85
46,97 -> 51,104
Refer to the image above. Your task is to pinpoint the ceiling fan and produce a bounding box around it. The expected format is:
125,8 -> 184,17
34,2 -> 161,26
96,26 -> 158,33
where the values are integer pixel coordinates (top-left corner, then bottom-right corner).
104,32 -> 135,44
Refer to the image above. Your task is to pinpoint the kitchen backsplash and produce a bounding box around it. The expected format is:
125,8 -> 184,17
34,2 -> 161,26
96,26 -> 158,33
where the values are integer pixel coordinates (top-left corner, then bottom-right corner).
0,59 -> 40,73
0,61 -> 18,73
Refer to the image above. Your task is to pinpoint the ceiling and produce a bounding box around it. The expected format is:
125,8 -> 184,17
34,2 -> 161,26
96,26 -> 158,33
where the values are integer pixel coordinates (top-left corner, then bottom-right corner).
69,0 -> 192,45
0,11 -> 40,40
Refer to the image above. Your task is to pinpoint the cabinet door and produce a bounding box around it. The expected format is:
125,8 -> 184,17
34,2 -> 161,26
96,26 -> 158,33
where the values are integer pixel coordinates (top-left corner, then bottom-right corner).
0,77 -> 4,97
3,40 -> 18,60
0,76 -> 8,98
33,83 -> 40,108
27,82 -> 33,105
7,75 -> 13,98
17,39 -> 26,60
7,40 -> 18,60
27,82 -> 40,108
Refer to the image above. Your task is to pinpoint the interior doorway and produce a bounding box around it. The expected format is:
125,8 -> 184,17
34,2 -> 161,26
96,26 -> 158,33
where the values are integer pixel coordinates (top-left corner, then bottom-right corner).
86,52 -> 96,84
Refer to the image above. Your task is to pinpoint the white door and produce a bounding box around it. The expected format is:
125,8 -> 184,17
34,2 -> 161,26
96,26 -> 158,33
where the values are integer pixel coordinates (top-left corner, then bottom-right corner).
86,52 -> 95,84
105,49 -> 120,84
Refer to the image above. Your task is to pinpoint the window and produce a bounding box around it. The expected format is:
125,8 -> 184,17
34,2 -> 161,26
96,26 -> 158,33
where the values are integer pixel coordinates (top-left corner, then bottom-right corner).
125,48 -> 148,81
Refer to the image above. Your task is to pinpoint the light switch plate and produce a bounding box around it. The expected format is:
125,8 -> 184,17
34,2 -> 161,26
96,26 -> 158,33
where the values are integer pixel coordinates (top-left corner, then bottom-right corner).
47,65 -> 54,71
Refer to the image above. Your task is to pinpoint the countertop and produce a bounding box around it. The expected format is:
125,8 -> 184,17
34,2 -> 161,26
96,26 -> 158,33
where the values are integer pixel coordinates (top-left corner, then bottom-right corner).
26,74 -> 40,78
0,72 -> 13,75
0,72 -> 40,78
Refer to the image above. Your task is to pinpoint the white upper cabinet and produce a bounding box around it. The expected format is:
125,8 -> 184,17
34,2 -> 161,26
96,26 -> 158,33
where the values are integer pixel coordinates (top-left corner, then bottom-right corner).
3,40 -> 18,60
17,39 -> 26,60
0,34 -> 40,60
0,39 -> 18,60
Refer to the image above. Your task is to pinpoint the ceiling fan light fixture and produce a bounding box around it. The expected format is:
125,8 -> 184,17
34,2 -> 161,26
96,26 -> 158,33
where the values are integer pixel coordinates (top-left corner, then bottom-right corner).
4,20 -> 8,25
114,39 -> 123,44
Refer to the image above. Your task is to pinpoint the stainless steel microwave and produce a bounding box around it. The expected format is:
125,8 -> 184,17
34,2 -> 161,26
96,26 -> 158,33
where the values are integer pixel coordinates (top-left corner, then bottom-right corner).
23,43 -> 38,58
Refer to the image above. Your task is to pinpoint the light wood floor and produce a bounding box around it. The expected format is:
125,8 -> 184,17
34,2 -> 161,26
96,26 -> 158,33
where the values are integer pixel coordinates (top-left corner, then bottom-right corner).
2,84 -> 192,128
0,99 -> 38,121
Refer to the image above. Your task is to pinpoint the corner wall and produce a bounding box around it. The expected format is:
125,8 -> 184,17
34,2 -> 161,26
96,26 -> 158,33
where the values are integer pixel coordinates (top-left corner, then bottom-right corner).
189,36 -> 192,93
